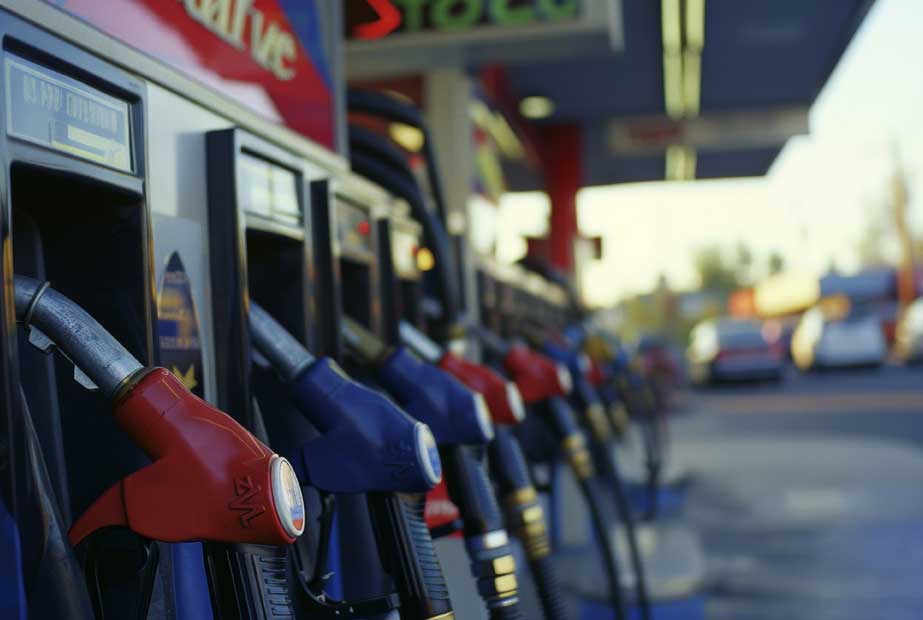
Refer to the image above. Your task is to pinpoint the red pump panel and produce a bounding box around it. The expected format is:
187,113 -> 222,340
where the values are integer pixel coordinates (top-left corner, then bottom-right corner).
49,0 -> 337,148
69,369 -> 300,546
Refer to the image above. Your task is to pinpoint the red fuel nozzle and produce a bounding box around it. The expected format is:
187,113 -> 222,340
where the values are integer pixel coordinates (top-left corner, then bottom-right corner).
586,357 -> 611,387
68,369 -> 303,547
503,344 -> 573,404
438,352 -> 525,426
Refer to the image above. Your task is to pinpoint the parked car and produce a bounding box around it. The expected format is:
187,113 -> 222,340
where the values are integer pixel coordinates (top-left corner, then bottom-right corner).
791,306 -> 886,370
894,297 -> 923,364
687,318 -> 785,385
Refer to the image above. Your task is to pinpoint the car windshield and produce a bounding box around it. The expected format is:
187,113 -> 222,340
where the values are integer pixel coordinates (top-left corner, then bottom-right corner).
719,329 -> 765,349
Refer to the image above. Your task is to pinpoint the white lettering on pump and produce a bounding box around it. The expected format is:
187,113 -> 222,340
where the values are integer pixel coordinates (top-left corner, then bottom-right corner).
178,0 -> 297,81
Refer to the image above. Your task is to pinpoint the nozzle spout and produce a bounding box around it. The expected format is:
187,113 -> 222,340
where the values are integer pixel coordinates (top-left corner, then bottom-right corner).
14,275 -> 143,399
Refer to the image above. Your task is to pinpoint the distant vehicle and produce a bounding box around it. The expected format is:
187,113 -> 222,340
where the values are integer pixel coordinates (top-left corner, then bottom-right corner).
872,300 -> 900,345
687,319 -> 784,385
791,305 -> 886,370
635,334 -> 683,387
894,298 -> 923,364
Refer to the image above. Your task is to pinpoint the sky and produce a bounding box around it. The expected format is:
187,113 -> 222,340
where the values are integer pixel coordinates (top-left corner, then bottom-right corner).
498,0 -> 923,307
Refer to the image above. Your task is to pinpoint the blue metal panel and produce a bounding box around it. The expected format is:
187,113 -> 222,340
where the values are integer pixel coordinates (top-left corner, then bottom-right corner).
700,0 -> 873,111
502,0 -> 875,182
506,0 -> 664,121
696,147 -> 781,179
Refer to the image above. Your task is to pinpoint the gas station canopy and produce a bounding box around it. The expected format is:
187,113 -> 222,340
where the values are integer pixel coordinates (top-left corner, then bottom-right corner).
346,0 -> 874,186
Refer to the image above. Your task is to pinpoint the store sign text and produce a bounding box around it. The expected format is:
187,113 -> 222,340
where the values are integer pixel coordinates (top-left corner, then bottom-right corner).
350,0 -> 581,40
178,0 -> 297,80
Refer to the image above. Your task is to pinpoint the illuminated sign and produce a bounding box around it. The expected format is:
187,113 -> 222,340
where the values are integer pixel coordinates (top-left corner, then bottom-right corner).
346,0 -> 581,41
5,55 -> 132,172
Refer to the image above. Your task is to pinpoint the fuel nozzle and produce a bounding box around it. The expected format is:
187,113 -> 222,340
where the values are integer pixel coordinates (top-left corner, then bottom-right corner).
13,276 -> 302,547
543,341 -> 612,443
394,322 -> 525,613
249,303 -> 442,493
251,305 -> 454,619
469,324 -> 572,405
400,321 -> 525,426
341,316 -> 494,445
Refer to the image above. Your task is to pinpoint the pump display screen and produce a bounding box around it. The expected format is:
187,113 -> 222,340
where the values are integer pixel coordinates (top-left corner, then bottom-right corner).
5,55 -> 132,173
335,199 -> 374,263
239,152 -> 301,226
391,226 -> 420,281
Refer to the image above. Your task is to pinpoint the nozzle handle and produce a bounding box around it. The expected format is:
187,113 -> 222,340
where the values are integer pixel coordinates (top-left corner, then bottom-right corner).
368,493 -> 454,619
441,446 -> 521,611
203,542 -> 297,620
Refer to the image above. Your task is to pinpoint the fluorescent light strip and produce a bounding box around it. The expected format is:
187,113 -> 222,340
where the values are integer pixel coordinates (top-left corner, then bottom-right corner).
684,146 -> 697,180
685,0 -> 705,51
663,51 -> 684,120
683,50 -> 701,117
665,144 -> 685,181
661,0 -> 682,53
665,145 -> 697,181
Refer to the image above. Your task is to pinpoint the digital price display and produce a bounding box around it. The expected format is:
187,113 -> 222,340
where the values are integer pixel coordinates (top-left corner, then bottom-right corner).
238,152 -> 301,226
5,55 -> 132,172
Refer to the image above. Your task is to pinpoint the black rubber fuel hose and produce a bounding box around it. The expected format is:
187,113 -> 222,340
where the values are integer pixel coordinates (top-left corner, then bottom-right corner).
578,476 -> 628,620
588,437 -> 652,620
544,398 -> 627,620
488,427 -> 567,620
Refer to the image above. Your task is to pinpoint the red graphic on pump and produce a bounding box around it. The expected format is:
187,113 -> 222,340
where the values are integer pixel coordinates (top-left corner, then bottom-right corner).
49,0 -> 336,148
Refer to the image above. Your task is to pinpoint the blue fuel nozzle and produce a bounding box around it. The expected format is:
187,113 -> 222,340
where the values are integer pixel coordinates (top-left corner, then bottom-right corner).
249,303 -> 442,494
289,358 -> 442,493
377,345 -> 495,446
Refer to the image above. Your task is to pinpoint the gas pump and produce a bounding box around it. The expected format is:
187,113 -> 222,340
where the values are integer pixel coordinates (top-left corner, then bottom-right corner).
10,274 -> 303,615
205,128 -> 454,620
0,22 -> 175,618
346,94 -> 570,620
340,310 -> 531,619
